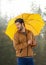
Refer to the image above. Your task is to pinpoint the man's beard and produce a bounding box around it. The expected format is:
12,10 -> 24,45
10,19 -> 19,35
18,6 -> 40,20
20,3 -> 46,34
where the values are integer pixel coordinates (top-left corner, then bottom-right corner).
19,26 -> 23,31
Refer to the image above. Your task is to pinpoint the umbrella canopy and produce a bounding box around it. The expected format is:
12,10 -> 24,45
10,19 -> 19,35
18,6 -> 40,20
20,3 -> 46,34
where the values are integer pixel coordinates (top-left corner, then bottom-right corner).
5,13 -> 45,40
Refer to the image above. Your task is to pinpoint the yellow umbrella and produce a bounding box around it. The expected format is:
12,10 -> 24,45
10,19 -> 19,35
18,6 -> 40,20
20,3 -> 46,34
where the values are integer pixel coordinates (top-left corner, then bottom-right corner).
5,13 -> 45,40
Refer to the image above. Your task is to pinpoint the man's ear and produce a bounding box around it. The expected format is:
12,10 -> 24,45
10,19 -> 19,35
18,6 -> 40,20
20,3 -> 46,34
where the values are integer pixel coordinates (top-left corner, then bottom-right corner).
22,23 -> 23,26
22,23 -> 25,26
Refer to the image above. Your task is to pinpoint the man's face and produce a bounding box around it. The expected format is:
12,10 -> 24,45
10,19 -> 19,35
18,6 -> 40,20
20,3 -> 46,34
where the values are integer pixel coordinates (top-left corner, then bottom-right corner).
15,22 -> 23,31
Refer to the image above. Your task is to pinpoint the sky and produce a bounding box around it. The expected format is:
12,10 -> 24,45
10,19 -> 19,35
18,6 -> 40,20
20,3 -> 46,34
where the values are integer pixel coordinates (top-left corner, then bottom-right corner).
0,0 -> 46,20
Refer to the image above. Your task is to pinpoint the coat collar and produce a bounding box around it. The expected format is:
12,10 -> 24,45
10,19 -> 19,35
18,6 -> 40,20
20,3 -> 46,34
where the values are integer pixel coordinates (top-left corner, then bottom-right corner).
17,29 -> 29,34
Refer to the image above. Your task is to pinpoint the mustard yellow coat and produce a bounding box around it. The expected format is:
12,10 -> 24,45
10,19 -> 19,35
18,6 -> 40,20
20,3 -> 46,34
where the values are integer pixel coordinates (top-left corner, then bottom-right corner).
13,29 -> 37,57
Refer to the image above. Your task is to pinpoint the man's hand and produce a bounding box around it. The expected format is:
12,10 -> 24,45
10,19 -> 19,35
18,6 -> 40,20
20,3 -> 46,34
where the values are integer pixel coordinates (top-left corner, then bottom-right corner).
28,40 -> 32,45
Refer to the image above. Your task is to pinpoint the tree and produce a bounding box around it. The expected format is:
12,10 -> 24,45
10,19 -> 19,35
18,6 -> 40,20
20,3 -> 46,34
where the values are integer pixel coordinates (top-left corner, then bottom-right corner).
31,2 -> 42,14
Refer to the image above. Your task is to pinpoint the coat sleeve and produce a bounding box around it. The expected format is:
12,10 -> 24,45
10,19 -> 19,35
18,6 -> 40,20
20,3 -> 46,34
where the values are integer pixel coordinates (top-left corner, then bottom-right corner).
13,33 -> 28,50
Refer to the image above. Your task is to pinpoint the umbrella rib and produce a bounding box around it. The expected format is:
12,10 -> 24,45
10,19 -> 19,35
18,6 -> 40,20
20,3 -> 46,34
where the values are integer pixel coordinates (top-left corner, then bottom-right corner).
25,19 -> 43,34
26,22 -> 39,34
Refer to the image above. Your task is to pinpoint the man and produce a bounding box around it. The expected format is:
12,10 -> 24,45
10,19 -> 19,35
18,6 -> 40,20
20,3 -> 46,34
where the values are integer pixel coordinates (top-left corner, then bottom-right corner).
13,18 -> 37,65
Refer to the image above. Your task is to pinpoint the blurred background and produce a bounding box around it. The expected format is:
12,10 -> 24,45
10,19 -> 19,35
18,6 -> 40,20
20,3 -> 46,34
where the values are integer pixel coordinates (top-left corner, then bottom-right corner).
0,0 -> 46,65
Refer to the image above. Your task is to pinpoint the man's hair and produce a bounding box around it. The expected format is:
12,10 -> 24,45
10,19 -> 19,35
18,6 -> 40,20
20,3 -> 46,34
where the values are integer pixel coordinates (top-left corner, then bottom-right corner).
15,18 -> 24,24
